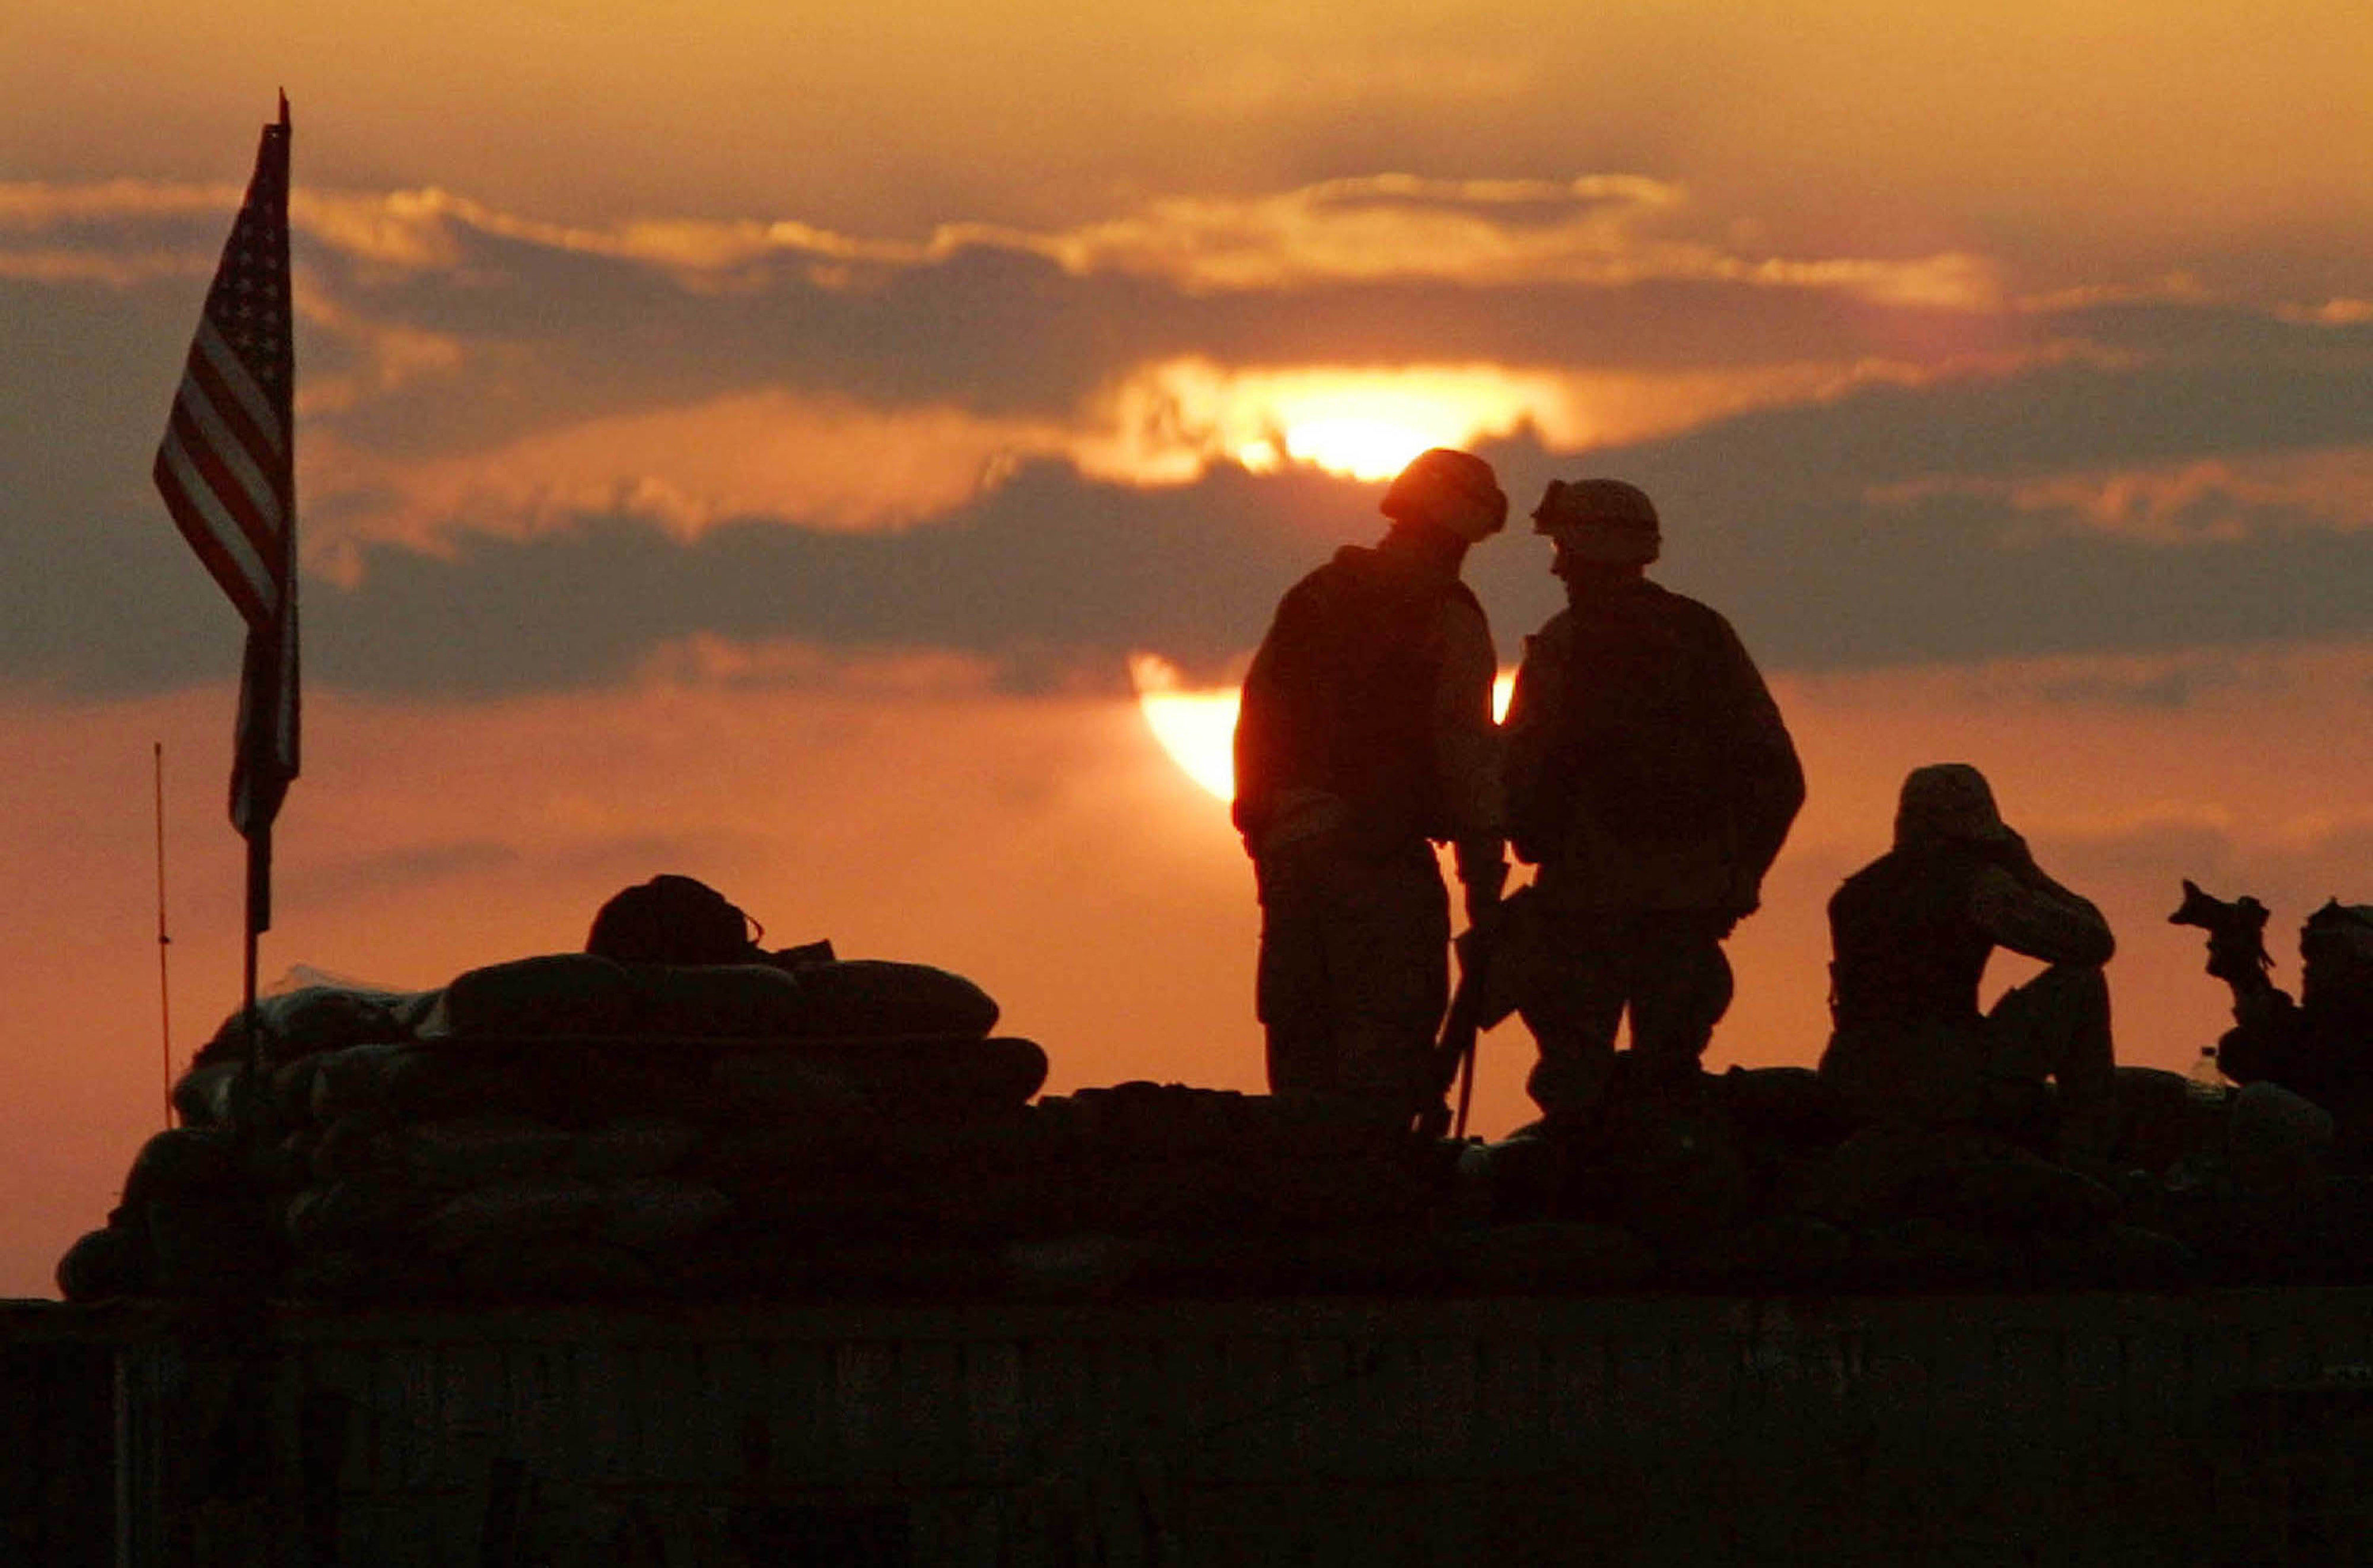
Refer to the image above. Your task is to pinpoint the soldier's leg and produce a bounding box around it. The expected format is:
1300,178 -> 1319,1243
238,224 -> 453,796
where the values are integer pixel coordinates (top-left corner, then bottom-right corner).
1518,913 -> 1630,1122
1331,846 -> 1452,1124
1987,963 -> 2116,1165
1624,914 -> 1735,1087
1254,842 -> 1341,1097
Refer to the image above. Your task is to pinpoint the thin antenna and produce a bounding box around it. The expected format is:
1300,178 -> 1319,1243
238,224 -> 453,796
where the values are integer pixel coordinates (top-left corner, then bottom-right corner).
154,742 -> 174,1127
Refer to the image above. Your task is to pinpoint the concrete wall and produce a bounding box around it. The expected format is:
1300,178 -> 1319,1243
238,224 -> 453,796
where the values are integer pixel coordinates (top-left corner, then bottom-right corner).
69,1289 -> 2373,1566
0,1303 -> 117,1568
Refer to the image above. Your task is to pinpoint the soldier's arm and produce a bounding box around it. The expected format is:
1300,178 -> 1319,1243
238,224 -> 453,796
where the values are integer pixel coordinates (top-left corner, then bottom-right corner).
1433,595 -> 1506,897
1706,616 -> 1805,886
1968,845 -> 2116,968
2220,988 -> 2305,1085
1499,620 -> 1567,867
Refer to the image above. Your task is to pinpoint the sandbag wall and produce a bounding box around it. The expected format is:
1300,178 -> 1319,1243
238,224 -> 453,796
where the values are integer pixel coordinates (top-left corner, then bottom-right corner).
58,953 -> 1065,1303
1456,1062 -> 2373,1294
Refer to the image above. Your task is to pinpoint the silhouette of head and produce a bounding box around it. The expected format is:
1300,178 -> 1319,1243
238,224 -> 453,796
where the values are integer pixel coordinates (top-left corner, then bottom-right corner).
2300,900 -> 2373,1010
1892,763 -> 2014,850
1380,448 -> 1507,543
1533,478 -> 1661,571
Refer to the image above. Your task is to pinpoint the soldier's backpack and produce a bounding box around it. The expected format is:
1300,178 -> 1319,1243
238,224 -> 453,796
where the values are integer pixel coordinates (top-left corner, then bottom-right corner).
1555,587 -> 1738,843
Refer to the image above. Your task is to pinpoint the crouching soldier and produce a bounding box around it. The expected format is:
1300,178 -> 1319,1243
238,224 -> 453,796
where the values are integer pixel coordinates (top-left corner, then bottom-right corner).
2196,895 -> 2373,1159
1497,478 -> 1803,1124
1819,764 -> 2118,1168
1232,448 -> 1510,1126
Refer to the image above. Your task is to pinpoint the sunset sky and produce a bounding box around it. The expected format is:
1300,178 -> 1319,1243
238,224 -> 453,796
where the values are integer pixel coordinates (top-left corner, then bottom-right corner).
4,1 -> 2371,1295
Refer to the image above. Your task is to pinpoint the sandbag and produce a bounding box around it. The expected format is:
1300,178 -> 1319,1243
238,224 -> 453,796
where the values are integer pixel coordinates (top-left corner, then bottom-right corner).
147,1197 -> 281,1297
191,983 -> 431,1069
1036,1083 -> 1264,1160
310,1042 -> 564,1126
2228,1079 -> 2336,1197
2110,1066 -> 2197,1176
707,1052 -> 872,1122
1595,1094 -> 1753,1245
421,1175 -> 607,1255
822,1035 -> 1049,1116
1440,1221 -> 1656,1294
121,1127 -> 244,1211
1720,1066 -> 1854,1154
285,1246 -> 457,1303
787,959 -> 999,1039
1673,1213 -> 1854,1290
282,1179 -> 434,1252
630,962 -> 810,1037
564,1117 -> 702,1179
418,953 -> 641,1039
383,1116 -> 574,1191
449,1236 -> 658,1300
56,1225 -> 151,1302
1849,1217 -> 2029,1289
308,1042 -> 412,1124
171,1061 -> 271,1133
1939,1146 -> 2119,1236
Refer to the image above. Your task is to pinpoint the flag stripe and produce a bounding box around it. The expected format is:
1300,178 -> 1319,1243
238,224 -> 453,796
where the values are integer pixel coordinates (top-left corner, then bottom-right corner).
194,317 -> 285,459
166,396 -> 281,565
170,361 -> 281,528
185,338 -> 285,486
156,437 -> 276,624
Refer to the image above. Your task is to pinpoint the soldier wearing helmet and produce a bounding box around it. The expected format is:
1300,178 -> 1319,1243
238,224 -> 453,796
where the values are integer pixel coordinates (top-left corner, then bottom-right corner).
2213,899 -> 2373,1158
1819,764 -> 2118,1167
1233,448 -> 1510,1124
1494,478 -> 1803,1122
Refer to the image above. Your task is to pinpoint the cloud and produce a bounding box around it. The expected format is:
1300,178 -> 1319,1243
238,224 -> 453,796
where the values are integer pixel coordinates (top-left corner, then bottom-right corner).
10,171 -> 2373,701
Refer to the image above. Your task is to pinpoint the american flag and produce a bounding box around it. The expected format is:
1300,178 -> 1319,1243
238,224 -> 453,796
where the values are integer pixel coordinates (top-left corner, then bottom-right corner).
153,97 -> 299,929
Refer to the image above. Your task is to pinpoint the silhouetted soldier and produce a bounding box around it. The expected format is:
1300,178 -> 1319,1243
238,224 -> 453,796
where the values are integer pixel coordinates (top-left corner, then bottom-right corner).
1500,479 -> 1802,1121
1820,764 -> 2118,1166
1233,448 -> 1509,1123
2206,898 -> 2373,1154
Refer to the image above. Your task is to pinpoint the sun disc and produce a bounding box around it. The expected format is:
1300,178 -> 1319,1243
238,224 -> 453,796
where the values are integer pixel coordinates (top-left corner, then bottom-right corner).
1129,654 -> 1240,801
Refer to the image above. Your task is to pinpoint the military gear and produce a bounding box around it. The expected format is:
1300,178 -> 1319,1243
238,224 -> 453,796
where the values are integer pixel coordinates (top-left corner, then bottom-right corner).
2171,877 -> 2276,988
586,874 -> 764,965
1531,476 -> 1661,564
1504,578 -> 1802,896
1380,447 -> 1507,542
1829,845 -> 1997,1034
1233,545 -> 1491,855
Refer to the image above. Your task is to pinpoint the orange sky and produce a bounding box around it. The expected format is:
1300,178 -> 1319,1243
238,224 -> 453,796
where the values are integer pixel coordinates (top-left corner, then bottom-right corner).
7,645 -> 2368,1295
3,3 -> 2370,1295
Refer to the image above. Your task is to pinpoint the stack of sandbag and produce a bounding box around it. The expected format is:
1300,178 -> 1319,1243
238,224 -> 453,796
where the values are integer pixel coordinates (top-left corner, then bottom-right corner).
1448,1064 -> 2210,1293
58,949 -> 1046,1303
1003,1083 -> 1461,1294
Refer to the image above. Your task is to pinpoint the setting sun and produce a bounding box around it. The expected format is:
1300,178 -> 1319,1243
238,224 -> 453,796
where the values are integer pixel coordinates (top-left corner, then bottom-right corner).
1089,359 -> 1585,485
1269,415 -> 1444,481
1131,654 -> 1515,802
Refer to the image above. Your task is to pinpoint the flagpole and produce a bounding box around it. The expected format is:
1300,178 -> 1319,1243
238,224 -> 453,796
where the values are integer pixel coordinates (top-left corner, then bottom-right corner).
152,94 -> 301,1085
154,742 -> 174,1127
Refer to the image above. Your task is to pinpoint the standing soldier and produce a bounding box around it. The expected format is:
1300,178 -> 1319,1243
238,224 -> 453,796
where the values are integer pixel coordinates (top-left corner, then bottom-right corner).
1233,448 -> 1510,1125
1500,478 -> 1803,1124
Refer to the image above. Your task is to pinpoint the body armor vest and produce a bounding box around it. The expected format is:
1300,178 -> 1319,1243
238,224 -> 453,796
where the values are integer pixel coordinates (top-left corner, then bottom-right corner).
1827,844 -> 1994,1032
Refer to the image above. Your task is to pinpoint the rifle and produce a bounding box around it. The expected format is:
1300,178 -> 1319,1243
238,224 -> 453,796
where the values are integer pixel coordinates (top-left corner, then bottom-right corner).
1418,889 -> 1525,1140
2168,877 -> 2275,992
